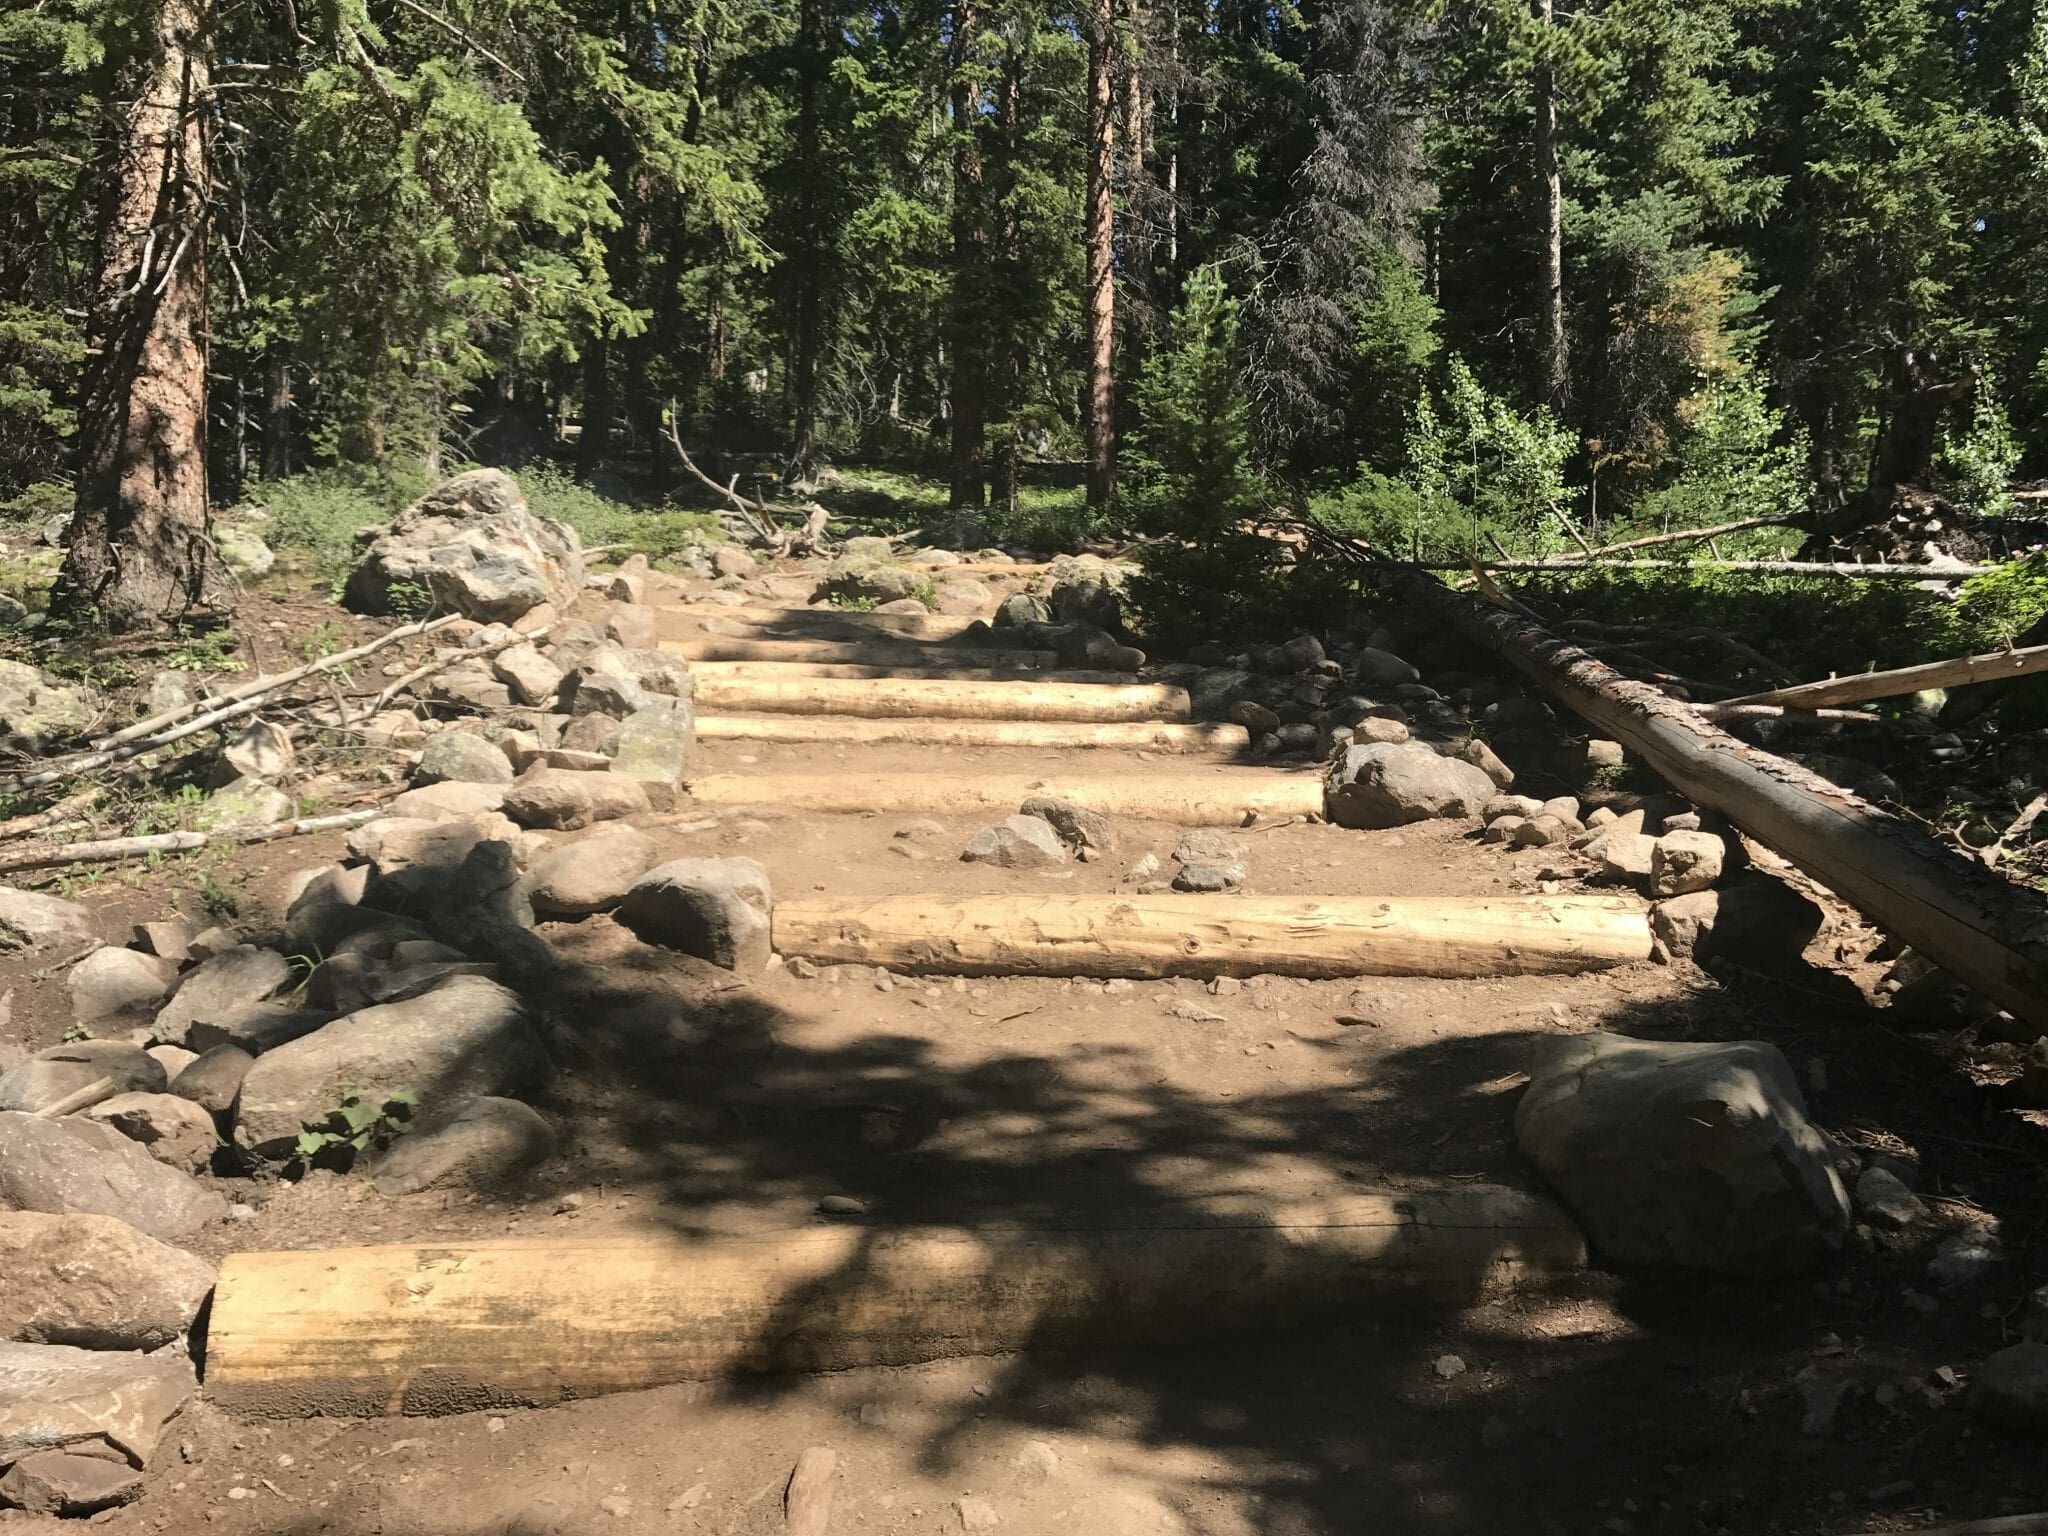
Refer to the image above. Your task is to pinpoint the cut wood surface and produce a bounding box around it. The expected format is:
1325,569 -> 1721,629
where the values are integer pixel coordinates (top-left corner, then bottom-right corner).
1713,637 -> 2048,712
692,675 -> 1191,723
687,770 -> 1325,824
699,715 -> 1252,755
1289,518 -> 2048,1028
663,637 -> 1059,669
692,661 -> 1137,685
204,1191 -> 1585,1415
656,604 -> 980,640
774,893 -> 1653,979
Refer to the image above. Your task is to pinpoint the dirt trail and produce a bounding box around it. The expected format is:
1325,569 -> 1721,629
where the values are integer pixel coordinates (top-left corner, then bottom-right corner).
4,570 -> 2042,1536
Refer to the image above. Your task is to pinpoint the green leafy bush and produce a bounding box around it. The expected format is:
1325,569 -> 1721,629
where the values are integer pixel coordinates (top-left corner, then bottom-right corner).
515,464 -> 723,562
294,1090 -> 416,1170
256,460 -> 431,577
1635,374 -> 1813,536
1936,372 -> 2020,518
1952,548 -> 2048,647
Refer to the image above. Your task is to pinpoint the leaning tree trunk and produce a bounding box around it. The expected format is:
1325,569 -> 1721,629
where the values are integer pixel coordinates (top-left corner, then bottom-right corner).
1531,0 -> 1567,415
1083,0 -> 1118,511
61,0 -> 222,632
946,0 -> 987,515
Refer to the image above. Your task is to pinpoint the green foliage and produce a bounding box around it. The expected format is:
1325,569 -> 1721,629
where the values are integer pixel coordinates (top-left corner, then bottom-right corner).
1936,374 -> 2021,518
164,630 -> 248,675
515,465 -> 723,563
1634,373 -> 1813,533
1952,550 -> 2048,649
256,462 -> 431,578
293,1090 -> 416,1168
1404,357 -> 1578,559
1351,245 -> 1442,473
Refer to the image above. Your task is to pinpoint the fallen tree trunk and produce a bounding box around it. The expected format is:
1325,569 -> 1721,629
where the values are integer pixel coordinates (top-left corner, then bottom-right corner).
687,770 -> 1324,825
699,715 -> 1250,755
692,661 -> 1134,685
657,604 -> 979,641
774,893 -> 1652,978
691,675 -> 1190,723
1425,557 -> 1994,580
1691,704 -> 1884,727
1713,638 -> 2048,713
205,1190 -> 1584,1414
662,637 -> 1058,669
1296,521 -> 2048,1029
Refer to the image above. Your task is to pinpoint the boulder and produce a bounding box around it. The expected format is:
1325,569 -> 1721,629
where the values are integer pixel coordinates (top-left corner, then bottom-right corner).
220,719 -> 292,782
1048,577 -> 1121,633
371,1096 -> 557,1195
502,768 -> 651,830
66,948 -> 177,1029
152,945 -> 290,1047
167,1045 -> 255,1115
0,1113 -> 226,1241
1970,1343 -> 2048,1436
616,858 -> 773,971
1326,742 -> 1497,828
611,697 -> 695,798
491,643 -> 564,708
561,666 -> 650,720
1277,635 -> 1325,672
1019,796 -> 1117,856
0,1448 -> 143,1515
1649,830 -> 1726,898
961,815 -> 1068,868
414,730 -> 514,787
282,863 -> 379,955
1595,833 -> 1658,881
144,1045 -> 197,1080
1515,1034 -> 1850,1275
235,975 -> 552,1160
81,1093 -> 217,1175
185,1004 -> 334,1056
130,918 -> 197,963
0,888 -> 96,954
0,659 -> 98,751
528,826 -> 659,919
215,524 -> 274,580
1227,699 -> 1282,736
711,545 -> 757,579
994,592 -> 1049,627
931,579 -> 993,617
1353,648 -> 1419,688
0,1043 -> 165,1115
1852,1165 -> 1925,1229
1649,877 -> 1825,969
559,712 -> 621,754
0,1211 -> 215,1350
425,668 -> 515,714
345,468 -> 583,623
0,1342 -> 195,1467
195,776 -> 293,831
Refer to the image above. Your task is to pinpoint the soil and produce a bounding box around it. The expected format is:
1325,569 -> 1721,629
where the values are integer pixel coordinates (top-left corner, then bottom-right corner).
2,571 -> 2046,1536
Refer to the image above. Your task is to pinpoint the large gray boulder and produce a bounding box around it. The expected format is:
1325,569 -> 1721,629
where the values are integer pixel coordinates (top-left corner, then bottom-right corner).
616,858 -> 773,971
0,1042 -> 165,1115
235,975 -> 551,1159
371,1096 -> 557,1195
528,826 -> 659,918
1326,741 -> 1498,828
1515,1034 -> 1850,1275
151,944 -> 290,1047
0,659 -> 99,751
66,947 -> 177,1028
0,1212 -> 216,1350
0,1113 -> 226,1241
344,469 -> 584,623
0,887 -> 96,954
0,1342 -> 195,1467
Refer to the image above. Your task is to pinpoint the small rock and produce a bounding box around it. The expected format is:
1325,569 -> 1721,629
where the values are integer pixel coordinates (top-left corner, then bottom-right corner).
1649,830 -> 1726,898
196,776 -> 294,831
1596,833 -> 1659,881
1227,699 -> 1282,736
220,718 -> 293,783
1173,863 -> 1242,893
1459,738 -> 1516,790
490,643 -> 565,707
1484,795 -> 1545,822
65,947 -> 178,1028
616,858 -> 774,970
961,815 -> 1067,868
82,1092 -> 218,1174
1355,648 -> 1420,687
501,767 -> 651,830
168,1045 -> 254,1115
1432,1354 -> 1466,1380
817,1195 -> 867,1216
1853,1166 -> 1925,1230
415,730 -> 515,786
1123,852 -> 1161,883
0,1449 -> 143,1515
372,1096 -> 556,1195
956,1494 -> 1002,1530
1018,796 -> 1116,855
1511,815 -> 1570,849
1585,739 -> 1625,770
1926,1230 -> 2004,1290
1970,1342 -> 2048,1435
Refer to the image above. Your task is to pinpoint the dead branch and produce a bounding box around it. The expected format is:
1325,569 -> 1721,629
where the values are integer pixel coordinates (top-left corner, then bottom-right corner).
0,809 -> 379,875
661,406 -> 829,555
369,621 -> 553,713
1716,638 -> 2048,713
1439,557 -> 1995,580
0,787 -> 105,841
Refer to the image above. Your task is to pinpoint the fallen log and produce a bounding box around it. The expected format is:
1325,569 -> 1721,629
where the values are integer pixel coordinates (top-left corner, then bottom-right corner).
1425,557 -> 1994,580
1295,520 -> 2048,1028
204,1190 -> 1585,1414
662,637 -> 1058,669
699,715 -> 1250,755
0,809 -> 378,875
774,893 -> 1653,979
692,661 -> 1135,685
1713,638 -> 2048,713
656,604 -> 979,641
1691,704 -> 1884,727
692,675 -> 1190,723
687,770 -> 1324,824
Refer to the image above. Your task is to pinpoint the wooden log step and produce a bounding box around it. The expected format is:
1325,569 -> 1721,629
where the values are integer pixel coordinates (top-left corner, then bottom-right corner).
692,675 -> 1192,723
699,716 -> 1251,754
204,1190 -> 1585,1415
662,637 -> 1059,669
656,604 -> 979,641
774,893 -> 1653,979
686,770 -> 1324,824
692,661 -> 1139,685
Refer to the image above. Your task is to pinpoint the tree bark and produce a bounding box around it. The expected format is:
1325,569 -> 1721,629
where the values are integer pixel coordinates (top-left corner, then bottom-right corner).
946,0 -> 987,513
785,0 -> 825,485
260,349 -> 291,482
1531,0 -> 1567,415
576,334 -> 612,480
60,0 -> 222,632
1083,0 -> 1118,510
987,42 -> 1025,513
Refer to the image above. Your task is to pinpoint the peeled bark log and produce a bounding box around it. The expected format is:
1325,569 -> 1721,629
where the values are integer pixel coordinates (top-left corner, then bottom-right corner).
700,715 -> 1249,754
691,661 -> 1131,684
775,893 -> 1652,979
1712,639 -> 2048,713
663,638 -> 1057,669
657,605 -> 979,641
205,1191 -> 1584,1414
687,770 -> 1323,824
691,675 -> 1189,723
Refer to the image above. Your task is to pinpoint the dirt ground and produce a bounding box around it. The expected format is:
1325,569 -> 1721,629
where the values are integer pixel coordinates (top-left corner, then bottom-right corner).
3,632 -> 2046,1534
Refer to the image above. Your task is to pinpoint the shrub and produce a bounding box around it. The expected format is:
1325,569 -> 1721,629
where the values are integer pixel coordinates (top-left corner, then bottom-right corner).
1936,371 -> 2020,518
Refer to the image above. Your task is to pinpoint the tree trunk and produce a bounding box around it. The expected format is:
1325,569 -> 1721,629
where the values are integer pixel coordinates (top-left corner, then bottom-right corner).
1083,0 -> 1118,511
785,0 -> 824,485
987,41 -> 1025,514
260,349 -> 291,482
946,0 -> 987,513
576,334 -> 612,480
60,0 -> 221,632
1531,0 -> 1567,415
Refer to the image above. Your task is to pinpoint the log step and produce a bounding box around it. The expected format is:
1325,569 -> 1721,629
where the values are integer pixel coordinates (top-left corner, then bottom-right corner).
204,1190 -> 1585,1415
656,604 -> 979,641
662,637 -> 1058,669
692,675 -> 1190,723
686,770 -> 1325,824
698,716 -> 1251,755
692,661 -> 1139,685
774,893 -> 1653,979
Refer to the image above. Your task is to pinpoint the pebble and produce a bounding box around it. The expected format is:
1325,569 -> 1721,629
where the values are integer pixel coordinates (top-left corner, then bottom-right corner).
1432,1353 -> 1466,1380
818,1195 -> 867,1216
1926,1230 -> 2004,1290
599,1496 -> 632,1518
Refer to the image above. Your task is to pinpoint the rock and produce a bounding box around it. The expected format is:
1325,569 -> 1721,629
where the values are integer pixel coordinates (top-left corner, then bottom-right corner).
66,948 -> 177,1028
185,1002 -> 333,1056
1327,742 -> 1497,828
1585,739 -> 1626,770
612,697 -> 695,799
81,1093 -> 217,1175
1458,738 -> 1516,790
1510,815 -> 1570,848
0,1043 -> 165,1115
425,667 -> 515,714
711,545 -> 756,579
0,1448 -> 143,1515
491,643 -> 564,707
1048,577 -> 1122,632
0,1342 -> 194,1467
932,579 -> 993,616
1970,1343 -> 2048,1435
0,888 -> 96,954
1853,1166 -> 1925,1229
1484,697 -> 1553,734
528,826 -> 659,919
1124,852 -> 1160,883
1650,830 -> 1726,897
1349,716 -> 1410,746
371,1096 -> 556,1195
1227,699 -> 1282,736
1926,1229 -> 2004,1290
1278,635 -> 1325,672
220,718 -> 293,783
144,1045 -> 196,1080
0,1113 -> 225,1241
130,919 -> 197,963
193,776 -> 294,831
215,523 -> 274,579
962,815 -> 1068,868
2024,1037 -> 2048,1106
1484,795 -> 1545,822
956,1494 -> 1002,1530
503,767 -> 651,830
152,945 -> 290,1047
236,976 -> 551,1159
345,468 -> 584,623
1648,877 -> 1825,970
558,712 -> 621,755
994,592 -> 1049,627
167,1045 -> 255,1115
1515,1034 -> 1850,1274
0,1212 -> 214,1351
1173,863 -> 1242,893
1018,796 -> 1116,856
605,604 -> 658,650
1353,648 -> 1420,687
0,659 -> 98,751
1596,832 -> 1659,881
350,813 -> 516,894
415,730 -> 514,786
615,858 -> 774,971
1481,815 -> 1525,844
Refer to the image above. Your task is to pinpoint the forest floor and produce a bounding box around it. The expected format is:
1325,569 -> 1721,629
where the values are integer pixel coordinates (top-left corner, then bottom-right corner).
2,534 -> 2046,1536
